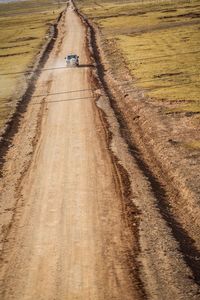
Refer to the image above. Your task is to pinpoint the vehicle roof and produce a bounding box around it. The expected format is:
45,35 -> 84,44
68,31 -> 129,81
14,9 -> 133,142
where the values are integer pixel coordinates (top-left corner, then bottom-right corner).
67,54 -> 78,58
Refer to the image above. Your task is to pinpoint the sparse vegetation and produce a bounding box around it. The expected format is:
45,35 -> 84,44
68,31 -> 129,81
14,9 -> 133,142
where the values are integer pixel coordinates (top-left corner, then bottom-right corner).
185,140 -> 200,149
0,0 -> 65,130
77,0 -> 200,148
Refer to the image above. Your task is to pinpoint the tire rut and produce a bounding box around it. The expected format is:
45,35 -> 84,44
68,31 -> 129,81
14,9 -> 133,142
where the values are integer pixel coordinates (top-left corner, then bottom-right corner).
76,4 -> 200,297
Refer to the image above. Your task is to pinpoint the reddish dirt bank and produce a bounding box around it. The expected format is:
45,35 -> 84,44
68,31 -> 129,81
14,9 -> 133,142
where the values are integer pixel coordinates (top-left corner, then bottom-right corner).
77,4 -> 200,299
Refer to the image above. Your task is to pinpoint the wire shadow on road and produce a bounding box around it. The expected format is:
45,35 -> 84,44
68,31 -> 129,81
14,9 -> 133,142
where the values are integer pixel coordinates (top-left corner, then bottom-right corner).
0,64 -> 95,76
33,89 -> 93,98
33,96 -> 94,105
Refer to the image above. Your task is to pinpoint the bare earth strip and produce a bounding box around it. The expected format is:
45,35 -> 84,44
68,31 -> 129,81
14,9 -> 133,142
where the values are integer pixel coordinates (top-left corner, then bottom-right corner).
0,5 -> 142,300
0,3 -> 200,300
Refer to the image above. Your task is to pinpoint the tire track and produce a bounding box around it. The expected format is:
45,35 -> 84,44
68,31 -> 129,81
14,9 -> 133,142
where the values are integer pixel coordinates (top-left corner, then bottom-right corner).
76,4 -> 200,298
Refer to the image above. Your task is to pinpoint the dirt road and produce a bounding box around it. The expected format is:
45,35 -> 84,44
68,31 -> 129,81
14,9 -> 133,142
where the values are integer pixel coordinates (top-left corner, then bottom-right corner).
1,2 -> 200,300
0,5 -> 143,300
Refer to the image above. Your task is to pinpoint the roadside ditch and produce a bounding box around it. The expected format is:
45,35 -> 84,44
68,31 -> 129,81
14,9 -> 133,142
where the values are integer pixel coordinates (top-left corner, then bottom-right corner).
75,2 -> 200,297
0,8 -> 66,256
0,8 -> 66,176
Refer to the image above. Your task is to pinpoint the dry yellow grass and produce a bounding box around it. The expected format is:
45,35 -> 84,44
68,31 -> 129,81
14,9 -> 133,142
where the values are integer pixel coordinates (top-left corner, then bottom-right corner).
117,23 -> 200,103
0,0 -> 65,130
78,0 -> 200,148
184,140 -> 200,149
78,0 -> 200,105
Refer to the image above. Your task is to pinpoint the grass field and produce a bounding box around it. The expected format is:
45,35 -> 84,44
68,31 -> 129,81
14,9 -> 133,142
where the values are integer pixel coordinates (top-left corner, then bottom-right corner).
0,0 -> 65,130
77,0 -> 200,115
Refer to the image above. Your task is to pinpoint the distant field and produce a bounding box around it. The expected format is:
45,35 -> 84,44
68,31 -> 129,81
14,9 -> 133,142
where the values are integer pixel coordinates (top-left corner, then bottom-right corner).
0,0 -> 65,131
78,0 -> 200,115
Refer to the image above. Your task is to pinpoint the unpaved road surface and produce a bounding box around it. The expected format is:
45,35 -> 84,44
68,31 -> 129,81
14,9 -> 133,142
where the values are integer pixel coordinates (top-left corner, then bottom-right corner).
0,3 -> 200,300
0,5 -> 142,300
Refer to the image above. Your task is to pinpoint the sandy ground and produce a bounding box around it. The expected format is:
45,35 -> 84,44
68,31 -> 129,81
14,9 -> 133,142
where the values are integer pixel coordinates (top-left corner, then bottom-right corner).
0,2 -> 200,300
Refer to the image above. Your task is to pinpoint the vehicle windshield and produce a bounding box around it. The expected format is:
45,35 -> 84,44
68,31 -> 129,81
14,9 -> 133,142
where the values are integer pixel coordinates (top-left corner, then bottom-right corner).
67,55 -> 77,59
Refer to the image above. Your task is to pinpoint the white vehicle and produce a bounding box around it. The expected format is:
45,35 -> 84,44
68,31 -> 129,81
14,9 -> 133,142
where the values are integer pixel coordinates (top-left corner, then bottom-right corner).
65,54 -> 79,67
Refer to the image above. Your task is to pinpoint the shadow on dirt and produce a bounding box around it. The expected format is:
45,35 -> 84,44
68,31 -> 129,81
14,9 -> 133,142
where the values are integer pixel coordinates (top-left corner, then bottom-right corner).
32,88 -> 93,98
33,96 -> 94,104
0,10 -> 64,177
82,9 -> 200,286
0,64 -> 95,76
79,63 -> 95,68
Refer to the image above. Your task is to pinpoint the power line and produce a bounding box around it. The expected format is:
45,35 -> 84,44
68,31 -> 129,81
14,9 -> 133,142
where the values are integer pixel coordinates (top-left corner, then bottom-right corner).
0,62 -> 199,95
